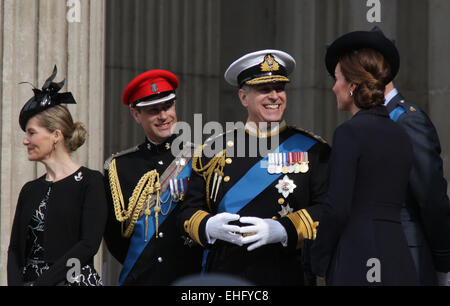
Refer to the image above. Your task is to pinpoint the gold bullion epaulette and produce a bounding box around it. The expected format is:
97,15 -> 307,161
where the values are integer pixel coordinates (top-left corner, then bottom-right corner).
104,145 -> 140,171
292,126 -> 327,144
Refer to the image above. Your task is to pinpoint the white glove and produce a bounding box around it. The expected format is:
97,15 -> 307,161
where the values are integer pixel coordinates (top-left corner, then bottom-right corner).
205,212 -> 243,246
437,272 -> 449,286
239,217 -> 288,251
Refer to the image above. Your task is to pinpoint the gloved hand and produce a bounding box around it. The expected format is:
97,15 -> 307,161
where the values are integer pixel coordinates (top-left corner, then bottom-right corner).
205,212 -> 243,246
239,217 -> 288,251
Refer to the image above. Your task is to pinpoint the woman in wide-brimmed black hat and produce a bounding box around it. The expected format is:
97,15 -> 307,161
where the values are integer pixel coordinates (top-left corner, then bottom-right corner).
7,66 -> 107,286
310,27 -> 419,285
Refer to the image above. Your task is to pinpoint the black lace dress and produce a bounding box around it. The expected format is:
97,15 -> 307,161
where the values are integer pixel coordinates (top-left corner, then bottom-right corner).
22,183 -> 103,286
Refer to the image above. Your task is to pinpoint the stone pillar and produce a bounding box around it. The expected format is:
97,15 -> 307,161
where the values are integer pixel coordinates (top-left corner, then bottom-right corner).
0,0 -> 105,285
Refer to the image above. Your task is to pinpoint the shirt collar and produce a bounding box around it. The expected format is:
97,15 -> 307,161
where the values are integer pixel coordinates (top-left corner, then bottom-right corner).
245,120 -> 287,138
384,87 -> 399,106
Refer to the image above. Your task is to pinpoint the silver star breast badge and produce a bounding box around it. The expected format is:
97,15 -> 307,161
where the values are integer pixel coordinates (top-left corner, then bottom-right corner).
278,203 -> 294,218
275,175 -> 297,198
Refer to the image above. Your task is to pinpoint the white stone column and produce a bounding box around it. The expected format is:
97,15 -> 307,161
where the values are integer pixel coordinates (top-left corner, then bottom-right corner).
0,0 -> 105,286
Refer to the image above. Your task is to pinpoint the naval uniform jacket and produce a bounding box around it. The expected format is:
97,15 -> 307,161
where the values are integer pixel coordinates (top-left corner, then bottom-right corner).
103,136 -> 203,285
311,105 -> 418,285
387,93 -> 450,283
178,125 -> 330,285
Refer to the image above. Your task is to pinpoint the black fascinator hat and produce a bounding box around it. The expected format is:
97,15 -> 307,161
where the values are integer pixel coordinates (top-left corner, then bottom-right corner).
19,65 -> 76,131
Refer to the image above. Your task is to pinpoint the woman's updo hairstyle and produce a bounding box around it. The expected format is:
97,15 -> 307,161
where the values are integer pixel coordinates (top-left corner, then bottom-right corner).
35,105 -> 87,152
339,48 -> 391,109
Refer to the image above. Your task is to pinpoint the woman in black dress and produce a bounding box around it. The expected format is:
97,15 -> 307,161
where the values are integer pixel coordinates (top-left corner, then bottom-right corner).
311,28 -> 419,285
7,66 -> 107,286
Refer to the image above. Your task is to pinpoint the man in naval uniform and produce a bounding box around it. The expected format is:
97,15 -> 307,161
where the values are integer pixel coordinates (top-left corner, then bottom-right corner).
178,50 -> 331,285
103,69 -> 203,285
385,78 -> 450,285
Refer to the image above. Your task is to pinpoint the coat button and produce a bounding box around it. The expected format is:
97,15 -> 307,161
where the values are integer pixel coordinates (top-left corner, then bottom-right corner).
158,257 -> 163,263
159,232 -> 164,238
224,176 -> 230,182
226,158 -> 232,165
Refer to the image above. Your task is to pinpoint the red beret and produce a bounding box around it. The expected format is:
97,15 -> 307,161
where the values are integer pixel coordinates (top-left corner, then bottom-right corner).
122,69 -> 179,107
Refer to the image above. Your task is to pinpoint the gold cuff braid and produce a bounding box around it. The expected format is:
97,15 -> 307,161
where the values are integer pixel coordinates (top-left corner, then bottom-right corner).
286,209 -> 319,249
184,210 -> 210,247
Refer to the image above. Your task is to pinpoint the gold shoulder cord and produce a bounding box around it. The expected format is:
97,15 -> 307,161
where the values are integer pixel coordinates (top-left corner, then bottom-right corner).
108,159 -> 161,240
192,144 -> 226,212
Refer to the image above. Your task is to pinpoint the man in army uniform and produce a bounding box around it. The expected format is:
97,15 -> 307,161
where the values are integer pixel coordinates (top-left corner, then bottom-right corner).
178,50 -> 331,285
103,69 -> 203,285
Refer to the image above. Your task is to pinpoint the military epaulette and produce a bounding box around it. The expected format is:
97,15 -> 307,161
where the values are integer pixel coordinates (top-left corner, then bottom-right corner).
192,128 -> 237,159
104,145 -> 140,171
397,99 -> 418,114
291,126 -> 327,144
192,127 -> 235,164
204,128 -> 237,146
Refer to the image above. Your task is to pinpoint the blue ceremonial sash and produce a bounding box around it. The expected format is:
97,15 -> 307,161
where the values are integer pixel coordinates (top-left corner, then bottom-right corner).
389,106 -> 405,122
201,133 -> 317,272
217,133 -> 317,214
118,161 -> 192,285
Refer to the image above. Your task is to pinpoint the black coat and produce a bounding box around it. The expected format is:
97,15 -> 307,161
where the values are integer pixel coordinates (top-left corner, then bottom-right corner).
8,167 -> 107,286
178,126 -> 331,285
103,136 -> 203,285
311,106 -> 419,285
387,93 -> 450,282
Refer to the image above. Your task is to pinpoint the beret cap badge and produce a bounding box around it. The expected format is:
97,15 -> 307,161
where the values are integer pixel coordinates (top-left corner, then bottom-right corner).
151,82 -> 159,93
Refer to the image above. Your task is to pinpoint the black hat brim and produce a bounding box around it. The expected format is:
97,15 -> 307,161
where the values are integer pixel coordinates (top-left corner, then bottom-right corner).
325,30 -> 400,82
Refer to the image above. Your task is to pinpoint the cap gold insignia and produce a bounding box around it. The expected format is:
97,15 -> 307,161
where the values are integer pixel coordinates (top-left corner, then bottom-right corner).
151,82 -> 159,93
261,54 -> 280,72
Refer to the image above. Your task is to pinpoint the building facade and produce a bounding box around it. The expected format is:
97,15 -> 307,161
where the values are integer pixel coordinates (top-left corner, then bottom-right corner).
1,0 -> 449,285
